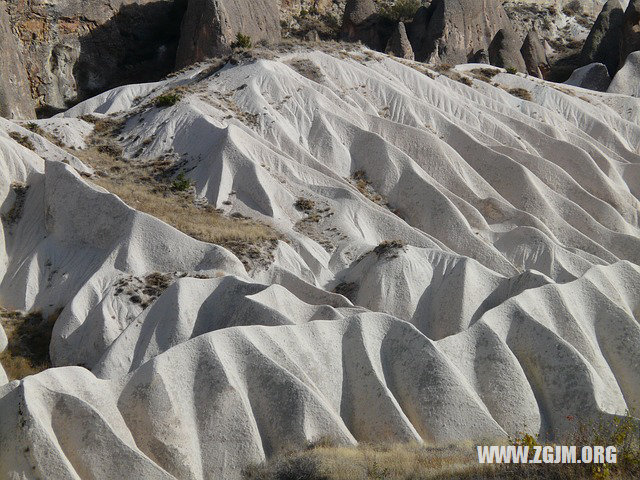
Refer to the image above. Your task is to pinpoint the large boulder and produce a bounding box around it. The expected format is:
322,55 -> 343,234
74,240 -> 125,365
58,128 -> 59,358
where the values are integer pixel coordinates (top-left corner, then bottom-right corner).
386,22 -> 415,60
341,0 -> 393,51
564,63 -> 612,91
0,4 -> 35,119
620,0 -> 640,67
521,30 -> 549,78
407,0 -> 517,65
581,0 -> 625,76
608,51 -> 640,96
4,0 -> 186,112
489,29 -> 527,73
176,0 -> 281,68
343,0 -> 377,27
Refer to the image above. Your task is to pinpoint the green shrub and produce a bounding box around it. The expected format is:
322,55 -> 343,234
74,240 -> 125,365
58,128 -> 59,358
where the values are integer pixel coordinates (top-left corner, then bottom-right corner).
232,33 -> 253,50
154,92 -> 182,108
505,66 -> 518,74
380,0 -> 421,22
171,172 -> 192,191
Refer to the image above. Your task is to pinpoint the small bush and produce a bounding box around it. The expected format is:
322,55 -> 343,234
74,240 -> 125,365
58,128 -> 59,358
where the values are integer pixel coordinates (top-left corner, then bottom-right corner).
1,182 -> 29,226
470,68 -> 500,83
505,67 -> 518,75
380,0 -> 421,22
25,122 -> 45,136
97,142 -> 123,157
8,131 -> 35,150
154,92 -> 182,108
295,197 -> 316,212
373,239 -> 406,258
508,88 -> 533,101
171,172 -> 192,191
232,33 -> 253,50
0,309 -> 60,380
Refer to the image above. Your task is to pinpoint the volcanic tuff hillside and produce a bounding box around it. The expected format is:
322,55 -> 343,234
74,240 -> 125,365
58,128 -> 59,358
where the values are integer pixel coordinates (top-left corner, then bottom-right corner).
0,0 -> 625,118
0,44 -> 639,478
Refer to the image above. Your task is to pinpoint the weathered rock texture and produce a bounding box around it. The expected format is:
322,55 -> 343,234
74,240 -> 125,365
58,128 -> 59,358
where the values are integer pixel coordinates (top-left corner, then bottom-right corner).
608,50 -> 640,96
0,2 -> 35,119
408,0 -> 517,65
521,30 -> 549,77
176,0 -> 281,68
620,0 -> 640,67
4,0 -> 186,112
386,22 -> 414,59
341,0 -> 393,50
489,28 -> 527,72
564,62 -> 612,90
581,0 -> 625,76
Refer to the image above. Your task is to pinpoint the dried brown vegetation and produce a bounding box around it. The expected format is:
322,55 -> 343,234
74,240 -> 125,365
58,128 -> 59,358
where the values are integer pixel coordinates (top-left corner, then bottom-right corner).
0,308 -> 60,380
73,117 -> 282,270
507,87 -> 533,101
8,131 -> 35,150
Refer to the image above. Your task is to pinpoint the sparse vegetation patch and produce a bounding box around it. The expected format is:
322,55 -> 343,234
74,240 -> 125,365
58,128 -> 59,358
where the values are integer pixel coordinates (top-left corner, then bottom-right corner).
8,131 -> 35,151
295,197 -> 316,212
71,123 -> 282,271
0,308 -> 61,380
470,68 -> 501,83
1,182 -> 29,227
373,239 -> 406,259
232,33 -> 253,50
171,172 -> 192,192
379,0 -> 421,22
507,87 -> 533,101
154,91 -> 182,108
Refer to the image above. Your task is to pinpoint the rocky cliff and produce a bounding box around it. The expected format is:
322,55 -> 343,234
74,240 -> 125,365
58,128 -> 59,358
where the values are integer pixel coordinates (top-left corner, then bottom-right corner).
4,0 -> 186,114
0,0 -> 638,119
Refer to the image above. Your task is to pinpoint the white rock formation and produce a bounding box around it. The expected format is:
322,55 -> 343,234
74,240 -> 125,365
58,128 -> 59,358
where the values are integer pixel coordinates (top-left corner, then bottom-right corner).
608,51 -> 640,97
0,47 -> 639,478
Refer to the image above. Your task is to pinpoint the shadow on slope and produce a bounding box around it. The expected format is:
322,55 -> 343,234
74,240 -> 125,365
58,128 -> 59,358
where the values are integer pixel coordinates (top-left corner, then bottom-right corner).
55,1 -> 188,116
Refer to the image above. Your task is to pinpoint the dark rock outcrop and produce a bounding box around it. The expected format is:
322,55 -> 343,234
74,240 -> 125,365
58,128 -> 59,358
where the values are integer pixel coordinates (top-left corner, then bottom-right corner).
341,0 -> 394,51
620,0 -> 640,68
343,0 -> 377,28
407,0 -> 516,65
386,22 -> 414,60
488,29 -> 527,72
176,0 -> 281,68
4,0 -> 187,113
470,49 -> 490,64
581,0 -> 624,76
0,3 -> 34,119
521,30 -> 549,78
564,63 -> 612,91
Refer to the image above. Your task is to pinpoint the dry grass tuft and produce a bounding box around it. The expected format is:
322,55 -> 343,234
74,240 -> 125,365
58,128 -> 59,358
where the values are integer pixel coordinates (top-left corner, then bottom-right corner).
1,182 -> 29,226
507,88 -> 533,101
350,170 -> 389,208
71,122 -> 282,270
243,442 -> 492,480
8,131 -> 35,151
373,239 -> 406,259
470,68 -> 501,83
244,428 -> 640,480
0,308 -> 61,380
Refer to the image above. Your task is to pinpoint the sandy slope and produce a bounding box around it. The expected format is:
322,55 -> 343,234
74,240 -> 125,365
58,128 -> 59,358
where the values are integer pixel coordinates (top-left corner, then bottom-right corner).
0,47 -> 639,478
